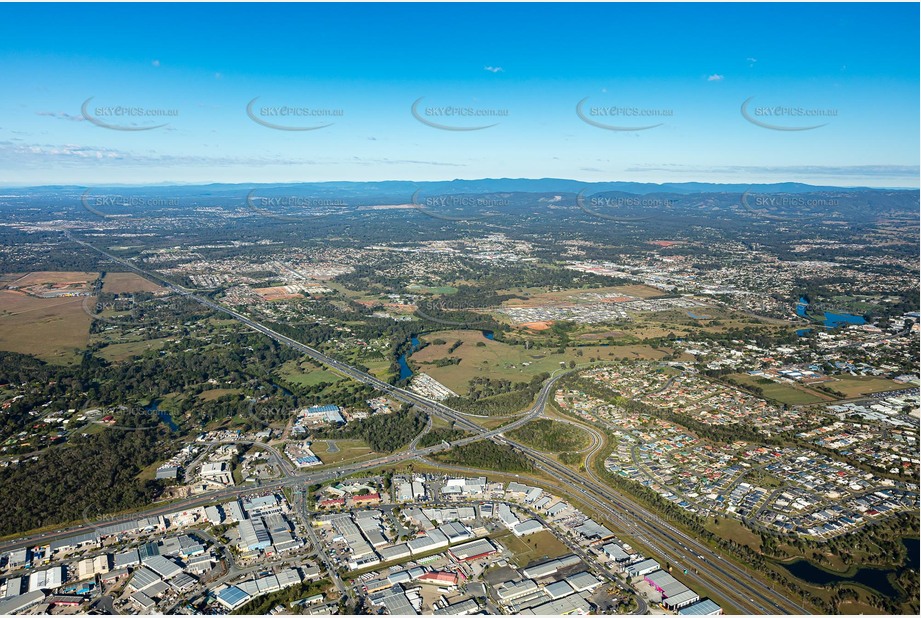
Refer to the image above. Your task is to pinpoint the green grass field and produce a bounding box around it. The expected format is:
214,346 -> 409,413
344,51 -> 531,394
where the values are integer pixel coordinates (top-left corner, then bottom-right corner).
492,530 -> 571,567
508,419 -> 592,452
412,330 -> 669,395
277,359 -> 343,387
729,374 -> 829,405
312,439 -> 376,466
96,337 -> 172,362
831,375 -> 912,398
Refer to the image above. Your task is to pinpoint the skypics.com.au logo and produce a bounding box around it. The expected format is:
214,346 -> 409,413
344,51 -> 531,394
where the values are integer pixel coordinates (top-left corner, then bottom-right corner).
739,189 -> 838,221
411,97 -> 508,131
80,189 -> 180,219
576,97 -> 672,131
741,96 -> 836,131
245,190 -> 348,221
410,190 -> 509,223
81,97 -> 178,131
576,191 -> 675,222
415,297 -> 492,328
246,97 -> 343,131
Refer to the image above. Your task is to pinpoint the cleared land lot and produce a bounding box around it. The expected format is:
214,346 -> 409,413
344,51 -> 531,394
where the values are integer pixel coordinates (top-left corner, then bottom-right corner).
0,290 -> 91,363
492,529 -> 571,567
831,375 -> 913,398
278,359 -> 343,387
729,374 -> 830,406
313,439 -> 375,466
412,330 -> 671,394
6,271 -> 96,288
101,271 -> 164,293
496,284 -> 666,308
96,337 -> 172,362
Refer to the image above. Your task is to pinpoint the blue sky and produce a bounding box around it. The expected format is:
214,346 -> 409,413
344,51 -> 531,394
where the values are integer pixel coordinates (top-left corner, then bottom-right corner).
0,2 -> 917,187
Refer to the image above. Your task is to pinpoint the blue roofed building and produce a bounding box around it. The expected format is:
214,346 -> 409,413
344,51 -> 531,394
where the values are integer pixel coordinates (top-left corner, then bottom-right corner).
216,585 -> 251,611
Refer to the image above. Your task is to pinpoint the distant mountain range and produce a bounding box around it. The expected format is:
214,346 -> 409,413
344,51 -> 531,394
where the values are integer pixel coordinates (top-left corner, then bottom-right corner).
9,178 -> 912,198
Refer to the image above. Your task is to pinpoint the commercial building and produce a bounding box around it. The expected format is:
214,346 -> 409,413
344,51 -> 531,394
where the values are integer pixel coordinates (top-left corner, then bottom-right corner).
434,598 -> 479,615
127,567 -> 162,593
216,586 -> 251,611
239,518 -> 272,551
601,543 -> 630,563
449,539 -> 497,562
494,579 -> 539,603
28,566 -> 65,590
512,520 -> 545,537
142,555 -> 184,580
645,570 -> 699,610
522,554 -> 582,579
0,590 -> 47,615
76,555 -> 110,580
626,558 -> 660,578
544,580 -> 575,599
378,543 -> 412,563
566,571 -> 602,593
521,593 -> 591,615
678,598 -> 723,615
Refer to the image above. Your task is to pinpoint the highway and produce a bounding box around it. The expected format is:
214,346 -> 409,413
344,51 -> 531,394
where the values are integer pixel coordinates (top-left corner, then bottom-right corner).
44,231 -> 810,614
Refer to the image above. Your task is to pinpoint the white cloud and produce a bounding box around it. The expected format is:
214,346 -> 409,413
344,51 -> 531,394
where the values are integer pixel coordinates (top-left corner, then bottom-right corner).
152,59 -> 161,67
0,140 -> 466,169
36,111 -> 84,122
707,74 -> 724,82
484,66 -> 503,73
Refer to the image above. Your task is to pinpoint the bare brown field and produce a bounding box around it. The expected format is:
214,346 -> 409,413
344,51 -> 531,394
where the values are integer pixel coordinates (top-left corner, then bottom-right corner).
0,290 -> 91,363
96,337 -> 171,362
520,321 -> 552,330
610,283 -> 668,298
412,330 -> 670,394
199,388 -> 243,401
254,286 -> 306,301
2,271 -> 96,299
6,271 -> 97,287
101,272 -> 164,294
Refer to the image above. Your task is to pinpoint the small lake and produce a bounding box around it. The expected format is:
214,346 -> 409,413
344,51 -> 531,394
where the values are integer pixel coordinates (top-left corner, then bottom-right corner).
824,312 -> 866,328
482,330 -> 495,340
778,538 -> 919,599
144,399 -> 178,431
397,336 -> 421,380
796,297 -> 865,328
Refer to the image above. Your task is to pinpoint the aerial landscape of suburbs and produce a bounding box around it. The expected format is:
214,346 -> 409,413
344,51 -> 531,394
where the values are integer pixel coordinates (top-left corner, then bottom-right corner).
0,2 -> 918,617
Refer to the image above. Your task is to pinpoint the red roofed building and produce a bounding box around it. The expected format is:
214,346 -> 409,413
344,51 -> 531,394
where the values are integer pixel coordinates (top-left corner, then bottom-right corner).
319,498 -> 345,509
352,493 -> 381,504
418,571 -> 464,587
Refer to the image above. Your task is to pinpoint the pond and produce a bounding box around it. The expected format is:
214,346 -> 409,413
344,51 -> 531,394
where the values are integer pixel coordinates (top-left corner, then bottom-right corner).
796,297 -> 865,328
144,399 -> 178,431
397,336 -> 421,380
778,538 -> 920,599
